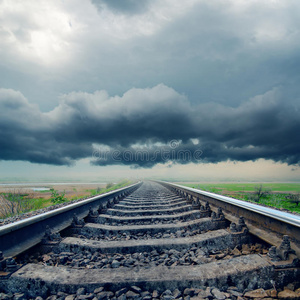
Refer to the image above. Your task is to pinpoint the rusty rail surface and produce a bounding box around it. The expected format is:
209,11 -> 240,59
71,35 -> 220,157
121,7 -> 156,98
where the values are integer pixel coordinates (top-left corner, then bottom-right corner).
0,182 -> 142,258
159,181 -> 300,257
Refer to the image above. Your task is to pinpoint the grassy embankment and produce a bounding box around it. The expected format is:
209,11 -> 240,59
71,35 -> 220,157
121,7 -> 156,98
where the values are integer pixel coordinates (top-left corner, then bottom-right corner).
181,183 -> 300,214
0,180 -> 132,219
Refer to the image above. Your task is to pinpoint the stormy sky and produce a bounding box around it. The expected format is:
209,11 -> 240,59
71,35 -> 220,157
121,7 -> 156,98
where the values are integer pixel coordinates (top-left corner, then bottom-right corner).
0,0 -> 299,181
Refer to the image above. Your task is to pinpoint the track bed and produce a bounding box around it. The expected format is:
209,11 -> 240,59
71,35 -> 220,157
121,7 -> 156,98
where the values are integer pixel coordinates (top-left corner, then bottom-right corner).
0,181 -> 299,299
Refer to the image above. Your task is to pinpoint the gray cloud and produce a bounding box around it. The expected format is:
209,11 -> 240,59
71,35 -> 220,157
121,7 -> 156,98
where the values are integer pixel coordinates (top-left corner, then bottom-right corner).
0,85 -> 299,167
91,0 -> 151,14
67,0 -> 299,113
0,89 -> 92,166
1,0 -> 300,112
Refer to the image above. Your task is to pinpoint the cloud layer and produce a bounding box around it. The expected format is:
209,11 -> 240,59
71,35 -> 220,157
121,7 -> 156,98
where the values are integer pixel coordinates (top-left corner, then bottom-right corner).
2,0 -> 300,111
1,85 -> 299,167
1,1 -> 300,173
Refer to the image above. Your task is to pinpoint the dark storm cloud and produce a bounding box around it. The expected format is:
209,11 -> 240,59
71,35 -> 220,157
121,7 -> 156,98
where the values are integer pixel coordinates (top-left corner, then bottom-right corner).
0,89 -> 93,166
48,85 -> 194,146
0,85 -> 299,167
91,0 -> 150,14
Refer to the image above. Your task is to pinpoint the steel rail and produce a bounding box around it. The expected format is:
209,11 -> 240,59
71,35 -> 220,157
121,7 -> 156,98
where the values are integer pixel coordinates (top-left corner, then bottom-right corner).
168,182 -> 300,227
158,181 -> 300,256
0,182 -> 142,258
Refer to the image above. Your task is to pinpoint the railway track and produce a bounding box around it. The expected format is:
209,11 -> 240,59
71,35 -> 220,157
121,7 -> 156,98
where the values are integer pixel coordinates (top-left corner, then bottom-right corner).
0,181 -> 299,299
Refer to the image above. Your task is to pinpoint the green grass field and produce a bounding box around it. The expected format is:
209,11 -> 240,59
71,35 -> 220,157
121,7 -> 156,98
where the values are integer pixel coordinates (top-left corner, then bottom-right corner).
182,183 -> 300,193
180,182 -> 300,214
